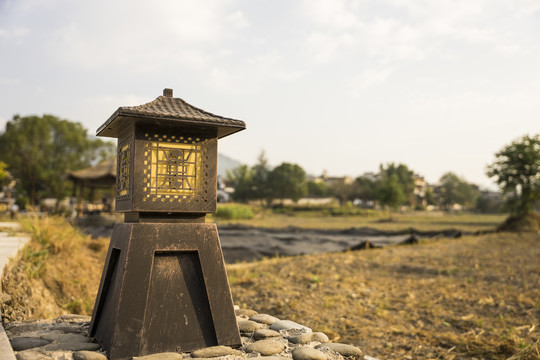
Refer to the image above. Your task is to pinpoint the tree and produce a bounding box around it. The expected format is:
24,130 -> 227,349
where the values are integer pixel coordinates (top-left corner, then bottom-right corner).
438,172 -> 480,210
0,114 -> 115,206
251,150 -> 272,203
225,165 -> 254,203
424,187 -> 436,206
486,134 -> 540,215
353,176 -> 377,206
0,161 -> 8,186
267,162 -> 307,203
307,180 -> 329,197
330,181 -> 355,204
375,163 -> 416,207
376,173 -> 406,212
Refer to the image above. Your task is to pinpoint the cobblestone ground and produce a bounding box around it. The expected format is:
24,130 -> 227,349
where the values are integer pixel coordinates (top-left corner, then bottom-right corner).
5,308 -> 375,360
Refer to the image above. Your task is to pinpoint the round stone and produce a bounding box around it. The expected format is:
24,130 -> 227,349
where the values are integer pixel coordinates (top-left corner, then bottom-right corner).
55,314 -> 91,323
254,328 -> 281,340
292,347 -> 327,360
12,350 -> 50,360
10,337 -> 50,351
132,353 -> 184,360
44,341 -> 101,351
288,332 -> 313,344
50,324 -> 85,334
191,345 -> 242,358
73,351 -> 109,360
237,320 -> 262,333
245,340 -> 286,356
250,314 -> 280,325
316,343 -> 362,358
235,308 -> 258,317
311,332 -> 330,343
5,323 -> 46,335
270,320 -> 311,332
40,333 -> 89,343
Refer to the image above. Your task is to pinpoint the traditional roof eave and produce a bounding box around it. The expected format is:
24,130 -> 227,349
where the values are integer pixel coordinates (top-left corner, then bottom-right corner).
96,89 -> 246,139
67,158 -> 116,181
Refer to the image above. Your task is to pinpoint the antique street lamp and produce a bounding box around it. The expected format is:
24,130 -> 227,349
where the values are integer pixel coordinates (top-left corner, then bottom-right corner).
90,89 -> 245,360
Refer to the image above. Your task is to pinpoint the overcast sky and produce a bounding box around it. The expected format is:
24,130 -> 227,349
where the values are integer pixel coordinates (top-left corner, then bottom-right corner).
1,0 -> 539,189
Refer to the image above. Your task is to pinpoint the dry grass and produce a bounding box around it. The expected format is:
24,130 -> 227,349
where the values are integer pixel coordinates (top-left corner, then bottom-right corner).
1,216 -> 108,320
214,210 -> 506,233
227,232 -> 540,359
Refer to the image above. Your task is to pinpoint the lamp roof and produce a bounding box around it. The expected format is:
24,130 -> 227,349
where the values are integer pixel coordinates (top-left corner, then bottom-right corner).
96,89 -> 246,138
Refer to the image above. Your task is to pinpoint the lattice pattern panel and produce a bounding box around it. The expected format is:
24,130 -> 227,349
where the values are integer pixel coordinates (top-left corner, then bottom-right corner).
116,136 -> 132,201
143,133 -> 210,204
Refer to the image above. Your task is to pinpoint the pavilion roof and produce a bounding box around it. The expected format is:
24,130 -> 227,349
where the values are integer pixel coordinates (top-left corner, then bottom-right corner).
67,158 -> 116,182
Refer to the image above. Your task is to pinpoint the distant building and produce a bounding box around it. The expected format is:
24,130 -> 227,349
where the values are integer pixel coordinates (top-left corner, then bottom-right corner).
413,175 -> 428,206
314,169 -> 353,187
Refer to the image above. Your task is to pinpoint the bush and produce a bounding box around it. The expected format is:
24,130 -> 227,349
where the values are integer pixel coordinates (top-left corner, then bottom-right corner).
325,206 -> 377,217
215,204 -> 255,220
497,213 -> 540,233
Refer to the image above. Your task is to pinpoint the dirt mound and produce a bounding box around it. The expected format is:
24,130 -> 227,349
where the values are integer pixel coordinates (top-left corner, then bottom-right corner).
497,213 -> 540,233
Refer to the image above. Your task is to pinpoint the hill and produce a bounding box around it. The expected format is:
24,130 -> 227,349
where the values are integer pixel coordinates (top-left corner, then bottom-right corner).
218,153 -> 243,178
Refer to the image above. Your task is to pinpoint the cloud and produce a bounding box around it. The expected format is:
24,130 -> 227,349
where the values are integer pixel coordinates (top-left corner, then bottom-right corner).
302,0 -> 362,30
0,0 -> 248,74
350,67 -> 394,95
226,10 -> 251,29
205,67 -> 235,93
305,31 -> 356,62
298,0 -> 536,66
0,27 -> 30,39
0,77 -> 20,85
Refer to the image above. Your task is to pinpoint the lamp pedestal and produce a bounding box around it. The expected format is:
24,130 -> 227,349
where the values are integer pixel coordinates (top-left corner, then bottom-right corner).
90,219 -> 240,360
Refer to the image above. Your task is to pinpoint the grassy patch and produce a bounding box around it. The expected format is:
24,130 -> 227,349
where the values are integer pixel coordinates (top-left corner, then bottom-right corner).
214,209 -> 505,233
215,204 -> 255,220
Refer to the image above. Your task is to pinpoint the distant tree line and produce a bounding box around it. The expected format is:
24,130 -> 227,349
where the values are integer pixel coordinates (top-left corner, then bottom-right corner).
226,152 -> 308,206
1,112 -> 537,217
0,114 -> 115,208
226,152 -> 500,212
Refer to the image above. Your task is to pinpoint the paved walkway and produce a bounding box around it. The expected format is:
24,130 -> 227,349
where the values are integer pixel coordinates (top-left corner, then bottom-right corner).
0,222 -> 31,360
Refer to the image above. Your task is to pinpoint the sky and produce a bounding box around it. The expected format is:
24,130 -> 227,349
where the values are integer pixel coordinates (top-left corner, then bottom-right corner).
1,0 -> 539,190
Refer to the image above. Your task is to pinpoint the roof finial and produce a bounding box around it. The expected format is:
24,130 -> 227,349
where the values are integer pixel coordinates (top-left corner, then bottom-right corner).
163,88 -> 173,97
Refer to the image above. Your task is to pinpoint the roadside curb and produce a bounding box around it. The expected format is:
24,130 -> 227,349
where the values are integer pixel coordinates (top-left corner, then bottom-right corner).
0,313 -> 16,360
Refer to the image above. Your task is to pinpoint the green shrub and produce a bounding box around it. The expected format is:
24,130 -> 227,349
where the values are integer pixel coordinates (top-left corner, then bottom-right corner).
326,206 -> 368,217
215,204 -> 255,220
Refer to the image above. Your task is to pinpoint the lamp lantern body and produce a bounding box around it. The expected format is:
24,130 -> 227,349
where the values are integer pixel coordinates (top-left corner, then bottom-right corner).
114,123 -> 218,215
90,90 -> 244,360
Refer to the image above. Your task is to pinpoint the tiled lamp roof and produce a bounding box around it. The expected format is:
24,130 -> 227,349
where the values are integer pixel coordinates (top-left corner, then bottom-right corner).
96,88 -> 246,139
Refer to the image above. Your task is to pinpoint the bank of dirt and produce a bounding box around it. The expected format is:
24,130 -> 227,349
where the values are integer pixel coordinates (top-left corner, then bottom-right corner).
1,217 -> 108,320
1,217 -> 539,359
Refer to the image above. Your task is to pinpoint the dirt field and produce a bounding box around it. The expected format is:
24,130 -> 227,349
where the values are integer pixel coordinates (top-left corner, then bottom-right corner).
227,232 -> 540,360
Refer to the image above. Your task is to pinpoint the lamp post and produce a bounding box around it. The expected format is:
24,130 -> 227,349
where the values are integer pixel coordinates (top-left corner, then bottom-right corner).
90,89 -> 245,360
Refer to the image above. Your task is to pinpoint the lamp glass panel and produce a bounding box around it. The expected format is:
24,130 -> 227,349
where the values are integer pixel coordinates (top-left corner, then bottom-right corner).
118,143 -> 130,197
147,138 -> 202,198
